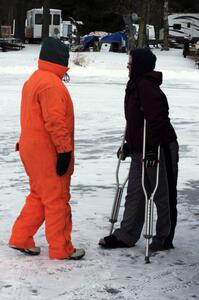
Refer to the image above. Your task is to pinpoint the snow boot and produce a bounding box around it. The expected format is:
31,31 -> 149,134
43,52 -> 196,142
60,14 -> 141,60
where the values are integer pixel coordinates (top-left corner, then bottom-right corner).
69,248 -> 85,260
9,245 -> 41,256
149,242 -> 165,252
99,234 -> 131,249
163,242 -> 175,250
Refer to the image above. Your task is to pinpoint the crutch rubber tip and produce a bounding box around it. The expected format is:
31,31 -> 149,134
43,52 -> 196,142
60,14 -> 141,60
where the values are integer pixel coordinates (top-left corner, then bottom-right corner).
145,256 -> 150,264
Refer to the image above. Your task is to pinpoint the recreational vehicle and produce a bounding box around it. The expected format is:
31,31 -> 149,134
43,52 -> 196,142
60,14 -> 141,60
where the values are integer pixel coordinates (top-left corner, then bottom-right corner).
25,8 -> 62,42
168,13 -> 199,42
60,21 -> 77,40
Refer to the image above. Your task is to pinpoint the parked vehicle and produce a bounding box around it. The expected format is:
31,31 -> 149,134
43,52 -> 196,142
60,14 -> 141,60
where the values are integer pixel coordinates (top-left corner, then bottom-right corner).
60,21 -> 77,40
25,8 -> 62,42
168,13 -> 199,43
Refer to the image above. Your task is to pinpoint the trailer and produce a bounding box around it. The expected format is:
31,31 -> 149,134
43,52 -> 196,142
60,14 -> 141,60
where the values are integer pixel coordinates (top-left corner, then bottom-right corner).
168,13 -> 199,43
25,8 -> 62,42
60,21 -> 77,40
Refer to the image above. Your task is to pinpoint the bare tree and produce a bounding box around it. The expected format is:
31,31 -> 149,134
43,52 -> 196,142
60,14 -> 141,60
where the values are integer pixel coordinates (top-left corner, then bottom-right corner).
148,0 -> 163,47
42,0 -> 50,39
105,0 -> 137,50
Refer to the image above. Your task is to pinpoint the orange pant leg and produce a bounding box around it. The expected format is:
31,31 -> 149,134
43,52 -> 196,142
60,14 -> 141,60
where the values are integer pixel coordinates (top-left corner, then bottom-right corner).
9,179 -> 45,248
43,175 -> 74,259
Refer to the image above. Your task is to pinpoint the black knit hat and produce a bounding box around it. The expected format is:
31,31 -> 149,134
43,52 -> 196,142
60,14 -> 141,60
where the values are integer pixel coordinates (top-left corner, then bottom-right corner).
39,37 -> 69,67
129,48 -> 156,79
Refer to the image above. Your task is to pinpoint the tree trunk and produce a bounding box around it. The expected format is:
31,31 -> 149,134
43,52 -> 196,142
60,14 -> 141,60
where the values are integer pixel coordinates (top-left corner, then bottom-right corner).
7,1 -> 15,25
163,0 -> 169,50
14,0 -> 26,40
42,0 -> 50,40
137,0 -> 148,48
149,0 -> 164,48
123,14 -> 136,51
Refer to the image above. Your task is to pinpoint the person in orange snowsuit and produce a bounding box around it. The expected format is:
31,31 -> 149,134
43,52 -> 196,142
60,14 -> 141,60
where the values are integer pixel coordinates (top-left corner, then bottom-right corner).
9,37 -> 85,260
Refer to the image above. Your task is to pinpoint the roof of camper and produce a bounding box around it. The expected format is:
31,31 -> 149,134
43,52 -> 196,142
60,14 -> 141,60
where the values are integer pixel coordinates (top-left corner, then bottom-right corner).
27,8 -> 61,14
168,13 -> 199,18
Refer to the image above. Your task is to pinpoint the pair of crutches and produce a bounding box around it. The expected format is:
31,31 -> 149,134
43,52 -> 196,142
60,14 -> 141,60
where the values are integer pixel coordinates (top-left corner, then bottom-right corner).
109,119 -> 160,263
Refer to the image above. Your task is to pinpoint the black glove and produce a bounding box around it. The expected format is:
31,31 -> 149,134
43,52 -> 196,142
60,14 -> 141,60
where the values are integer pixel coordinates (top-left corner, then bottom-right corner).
145,145 -> 158,168
117,143 -> 130,160
56,152 -> 72,176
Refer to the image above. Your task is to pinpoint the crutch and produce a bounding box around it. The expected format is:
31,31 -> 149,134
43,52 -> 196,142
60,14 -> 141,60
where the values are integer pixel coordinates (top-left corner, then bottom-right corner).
109,124 -> 130,235
141,119 -> 160,263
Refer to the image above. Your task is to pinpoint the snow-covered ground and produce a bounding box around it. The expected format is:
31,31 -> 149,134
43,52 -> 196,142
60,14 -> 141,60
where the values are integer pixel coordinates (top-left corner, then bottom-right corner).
0,45 -> 199,300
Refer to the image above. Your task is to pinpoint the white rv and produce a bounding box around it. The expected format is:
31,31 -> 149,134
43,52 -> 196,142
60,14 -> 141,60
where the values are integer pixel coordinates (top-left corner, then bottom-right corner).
25,8 -> 62,41
168,13 -> 199,42
60,21 -> 77,39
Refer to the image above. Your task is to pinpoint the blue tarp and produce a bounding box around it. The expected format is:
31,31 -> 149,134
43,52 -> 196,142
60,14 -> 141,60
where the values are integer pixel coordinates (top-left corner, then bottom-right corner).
100,32 -> 127,45
83,35 -> 98,46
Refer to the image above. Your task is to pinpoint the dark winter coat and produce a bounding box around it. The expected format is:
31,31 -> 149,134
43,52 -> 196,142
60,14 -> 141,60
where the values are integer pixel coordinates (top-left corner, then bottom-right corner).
125,70 -> 177,153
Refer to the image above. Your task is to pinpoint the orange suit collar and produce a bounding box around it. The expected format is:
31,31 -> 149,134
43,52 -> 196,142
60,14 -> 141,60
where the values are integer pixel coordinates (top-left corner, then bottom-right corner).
38,59 -> 69,79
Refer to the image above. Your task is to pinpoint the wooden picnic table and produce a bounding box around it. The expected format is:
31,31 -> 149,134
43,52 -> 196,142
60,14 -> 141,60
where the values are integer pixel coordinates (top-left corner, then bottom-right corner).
0,38 -> 25,51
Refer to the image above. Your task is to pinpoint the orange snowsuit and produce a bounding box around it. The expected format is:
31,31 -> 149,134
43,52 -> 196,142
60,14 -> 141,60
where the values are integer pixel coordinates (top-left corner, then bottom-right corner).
9,58 -> 75,259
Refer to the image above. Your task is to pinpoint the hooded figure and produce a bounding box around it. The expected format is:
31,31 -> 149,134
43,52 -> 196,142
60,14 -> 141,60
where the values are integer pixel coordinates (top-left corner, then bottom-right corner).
129,48 -> 156,80
99,48 -> 178,252
9,37 -> 85,260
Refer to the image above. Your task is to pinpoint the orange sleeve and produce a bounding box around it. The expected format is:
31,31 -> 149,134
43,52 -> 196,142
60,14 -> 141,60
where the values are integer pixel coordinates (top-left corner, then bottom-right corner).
39,87 -> 74,153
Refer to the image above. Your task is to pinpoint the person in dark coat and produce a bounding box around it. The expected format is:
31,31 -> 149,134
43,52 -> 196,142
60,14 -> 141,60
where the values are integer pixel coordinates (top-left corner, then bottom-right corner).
183,37 -> 190,58
99,48 -> 179,251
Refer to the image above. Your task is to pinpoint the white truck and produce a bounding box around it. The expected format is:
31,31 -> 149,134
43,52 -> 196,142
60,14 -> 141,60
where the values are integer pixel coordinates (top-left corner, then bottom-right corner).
168,13 -> 199,42
25,8 -> 62,42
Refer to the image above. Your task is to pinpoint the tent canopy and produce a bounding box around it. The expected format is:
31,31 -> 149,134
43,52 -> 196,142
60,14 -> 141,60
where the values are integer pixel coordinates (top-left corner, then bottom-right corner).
100,32 -> 127,44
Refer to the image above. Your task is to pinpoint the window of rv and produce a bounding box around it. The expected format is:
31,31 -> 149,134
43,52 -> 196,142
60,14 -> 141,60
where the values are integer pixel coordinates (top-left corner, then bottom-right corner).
53,14 -> 60,25
35,14 -> 51,25
35,14 -> 43,25
68,25 -> 72,35
173,24 -> 181,30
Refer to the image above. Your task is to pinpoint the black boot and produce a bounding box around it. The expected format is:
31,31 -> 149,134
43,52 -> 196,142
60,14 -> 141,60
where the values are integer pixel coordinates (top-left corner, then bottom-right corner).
99,234 -> 131,249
